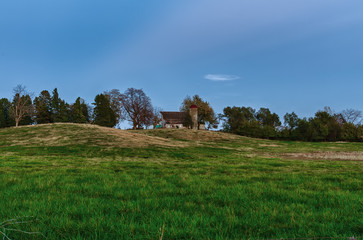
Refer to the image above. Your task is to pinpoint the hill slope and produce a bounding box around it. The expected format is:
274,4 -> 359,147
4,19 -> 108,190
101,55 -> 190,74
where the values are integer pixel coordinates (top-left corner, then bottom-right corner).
0,123 -> 244,147
0,123 -> 182,148
0,123 -> 362,239
1,123 -> 362,161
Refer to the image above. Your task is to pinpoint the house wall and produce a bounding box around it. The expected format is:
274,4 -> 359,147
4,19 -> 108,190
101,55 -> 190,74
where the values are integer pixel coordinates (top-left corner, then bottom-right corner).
165,124 -> 185,129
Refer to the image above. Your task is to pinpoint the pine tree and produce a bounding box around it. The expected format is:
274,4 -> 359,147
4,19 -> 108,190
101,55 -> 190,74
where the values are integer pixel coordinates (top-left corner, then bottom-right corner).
0,98 -> 14,128
71,97 -> 87,123
51,88 -> 61,122
34,90 -> 52,124
93,94 -> 116,127
51,88 -> 71,122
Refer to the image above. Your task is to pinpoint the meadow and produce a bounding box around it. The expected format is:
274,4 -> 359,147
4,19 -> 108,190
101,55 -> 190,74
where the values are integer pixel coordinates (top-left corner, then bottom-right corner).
0,123 -> 362,239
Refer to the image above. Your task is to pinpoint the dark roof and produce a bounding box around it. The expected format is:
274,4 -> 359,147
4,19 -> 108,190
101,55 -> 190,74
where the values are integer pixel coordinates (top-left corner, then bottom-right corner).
190,105 -> 197,109
160,111 -> 187,124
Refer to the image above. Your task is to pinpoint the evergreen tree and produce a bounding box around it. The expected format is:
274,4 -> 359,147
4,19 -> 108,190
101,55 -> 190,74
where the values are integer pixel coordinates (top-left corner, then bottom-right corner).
59,101 -> 71,122
80,100 -> 90,123
51,88 -> 71,122
51,88 -> 61,121
341,123 -> 358,141
0,98 -> 14,128
71,97 -> 88,123
34,90 -> 52,124
93,94 -> 116,127
357,125 -> 363,142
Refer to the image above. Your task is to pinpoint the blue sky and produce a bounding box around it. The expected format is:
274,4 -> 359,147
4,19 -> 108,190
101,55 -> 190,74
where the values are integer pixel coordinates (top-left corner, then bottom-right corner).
1,0 -> 362,128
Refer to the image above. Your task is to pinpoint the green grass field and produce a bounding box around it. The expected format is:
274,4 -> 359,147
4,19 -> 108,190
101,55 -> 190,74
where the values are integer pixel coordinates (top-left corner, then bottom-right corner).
0,123 -> 362,239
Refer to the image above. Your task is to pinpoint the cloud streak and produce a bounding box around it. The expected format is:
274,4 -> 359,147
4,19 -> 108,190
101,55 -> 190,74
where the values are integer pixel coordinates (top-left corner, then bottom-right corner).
204,74 -> 240,81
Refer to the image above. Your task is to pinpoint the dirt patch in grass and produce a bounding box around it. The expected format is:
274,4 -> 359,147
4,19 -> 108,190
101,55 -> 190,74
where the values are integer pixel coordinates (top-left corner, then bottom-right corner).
258,144 -> 280,147
282,151 -> 363,161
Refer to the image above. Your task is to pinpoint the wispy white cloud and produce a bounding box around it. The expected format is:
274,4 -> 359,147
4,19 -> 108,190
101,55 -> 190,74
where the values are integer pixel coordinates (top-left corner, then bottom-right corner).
204,74 -> 240,81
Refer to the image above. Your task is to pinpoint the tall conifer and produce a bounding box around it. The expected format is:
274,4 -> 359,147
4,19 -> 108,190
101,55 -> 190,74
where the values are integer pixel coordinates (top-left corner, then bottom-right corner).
93,94 -> 116,127
34,90 -> 52,124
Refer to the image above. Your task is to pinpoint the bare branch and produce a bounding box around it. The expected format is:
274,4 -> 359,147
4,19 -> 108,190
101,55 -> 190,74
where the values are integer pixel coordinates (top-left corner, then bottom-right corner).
341,108 -> 362,125
159,223 -> 165,240
2,220 -> 35,227
1,217 -> 44,239
5,228 -> 44,236
0,230 -> 12,240
0,219 -> 17,226
10,85 -> 33,127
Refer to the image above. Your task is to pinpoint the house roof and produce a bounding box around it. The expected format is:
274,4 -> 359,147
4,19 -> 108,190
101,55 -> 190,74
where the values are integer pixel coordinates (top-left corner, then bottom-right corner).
160,111 -> 187,124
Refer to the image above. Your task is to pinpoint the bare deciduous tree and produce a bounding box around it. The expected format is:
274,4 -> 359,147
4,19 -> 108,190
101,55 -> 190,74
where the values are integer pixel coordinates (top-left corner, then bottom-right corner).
323,106 -> 335,116
10,85 -> 33,127
104,89 -> 124,124
341,108 -> 362,125
119,88 -> 153,129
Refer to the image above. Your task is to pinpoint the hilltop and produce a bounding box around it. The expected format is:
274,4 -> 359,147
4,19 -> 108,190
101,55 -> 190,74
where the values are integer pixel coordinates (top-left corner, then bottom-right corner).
1,123 -> 362,161
0,123 -> 240,148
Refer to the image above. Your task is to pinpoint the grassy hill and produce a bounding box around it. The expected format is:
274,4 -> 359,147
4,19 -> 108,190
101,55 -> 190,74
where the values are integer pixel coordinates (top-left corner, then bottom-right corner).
0,123 -> 362,239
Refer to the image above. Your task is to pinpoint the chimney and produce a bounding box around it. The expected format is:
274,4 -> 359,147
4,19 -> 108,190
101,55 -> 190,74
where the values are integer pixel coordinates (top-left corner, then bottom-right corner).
189,105 -> 198,130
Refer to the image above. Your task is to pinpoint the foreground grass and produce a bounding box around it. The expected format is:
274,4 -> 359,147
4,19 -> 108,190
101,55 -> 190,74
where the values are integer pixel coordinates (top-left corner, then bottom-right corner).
0,124 -> 362,239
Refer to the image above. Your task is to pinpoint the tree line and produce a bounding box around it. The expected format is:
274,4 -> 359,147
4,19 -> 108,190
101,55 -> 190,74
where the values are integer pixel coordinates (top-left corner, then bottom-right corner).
0,85 -> 218,131
1,85 -> 362,142
0,85 -> 161,129
221,106 -> 363,142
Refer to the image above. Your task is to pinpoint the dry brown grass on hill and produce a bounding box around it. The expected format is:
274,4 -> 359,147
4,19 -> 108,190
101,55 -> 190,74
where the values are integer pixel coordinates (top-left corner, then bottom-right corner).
258,143 -> 281,147
2,123 -> 244,148
94,125 -> 188,148
283,151 -> 363,161
2,123 -> 362,162
135,128 -> 240,142
2,123 -> 190,148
